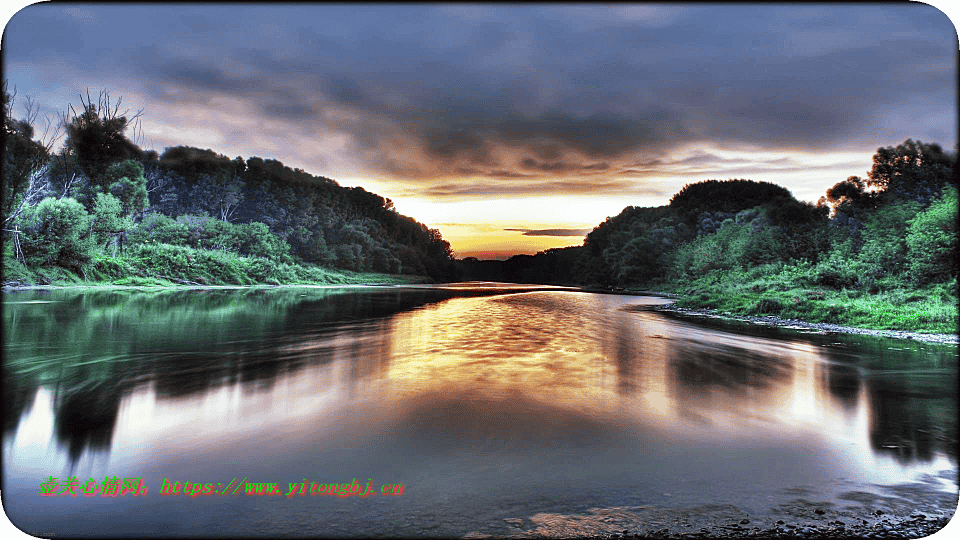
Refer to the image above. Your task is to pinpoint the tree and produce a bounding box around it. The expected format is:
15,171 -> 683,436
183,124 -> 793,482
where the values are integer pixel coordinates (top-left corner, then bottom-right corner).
868,139 -> 956,206
63,90 -> 142,186
824,176 -> 878,213
669,179 -> 795,224
186,172 -> 244,222
102,160 -> 149,218
3,85 -> 59,226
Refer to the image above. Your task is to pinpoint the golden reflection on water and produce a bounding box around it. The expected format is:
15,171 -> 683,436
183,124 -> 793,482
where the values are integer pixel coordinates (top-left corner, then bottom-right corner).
386,292 -> 613,405
379,292 -> 850,441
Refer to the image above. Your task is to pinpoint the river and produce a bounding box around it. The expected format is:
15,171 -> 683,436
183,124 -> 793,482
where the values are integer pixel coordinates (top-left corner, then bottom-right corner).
2,284 -> 957,537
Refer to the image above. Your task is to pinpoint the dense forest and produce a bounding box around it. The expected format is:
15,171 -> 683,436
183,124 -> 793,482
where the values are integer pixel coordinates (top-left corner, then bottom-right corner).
3,88 -> 458,285
462,140 -> 958,333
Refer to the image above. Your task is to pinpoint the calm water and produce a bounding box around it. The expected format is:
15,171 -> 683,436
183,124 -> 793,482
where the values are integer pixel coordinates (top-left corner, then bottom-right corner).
3,284 -> 957,537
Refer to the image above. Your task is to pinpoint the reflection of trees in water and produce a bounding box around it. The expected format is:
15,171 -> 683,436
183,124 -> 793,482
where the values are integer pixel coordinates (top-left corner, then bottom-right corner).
809,338 -> 958,465
7,288 -> 447,461
153,353 -> 224,398
669,341 -> 792,394
52,380 -> 123,471
823,361 -> 861,412
666,340 -> 794,427
868,373 -> 957,464
134,292 -> 413,399
2,366 -> 38,437
815,343 -> 865,413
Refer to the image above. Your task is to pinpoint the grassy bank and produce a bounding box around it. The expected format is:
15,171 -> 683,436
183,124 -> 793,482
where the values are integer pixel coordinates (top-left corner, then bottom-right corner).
3,242 -> 428,288
645,262 -> 957,335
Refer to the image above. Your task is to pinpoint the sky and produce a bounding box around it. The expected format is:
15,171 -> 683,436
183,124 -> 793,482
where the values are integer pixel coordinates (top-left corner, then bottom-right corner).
2,2 -> 958,259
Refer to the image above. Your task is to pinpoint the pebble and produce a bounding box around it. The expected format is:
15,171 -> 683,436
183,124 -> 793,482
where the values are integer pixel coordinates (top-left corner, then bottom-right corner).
580,515 -> 952,539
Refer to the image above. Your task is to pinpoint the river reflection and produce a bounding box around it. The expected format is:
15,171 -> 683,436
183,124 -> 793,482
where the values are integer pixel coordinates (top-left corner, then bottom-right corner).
2,286 -> 957,537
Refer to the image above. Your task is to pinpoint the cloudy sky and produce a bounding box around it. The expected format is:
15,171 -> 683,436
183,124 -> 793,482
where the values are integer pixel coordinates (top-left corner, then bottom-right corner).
2,3 -> 957,258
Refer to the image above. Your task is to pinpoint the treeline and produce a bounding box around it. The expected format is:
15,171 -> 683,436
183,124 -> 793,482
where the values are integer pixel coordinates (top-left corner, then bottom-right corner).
3,88 -> 458,284
466,139 -> 957,330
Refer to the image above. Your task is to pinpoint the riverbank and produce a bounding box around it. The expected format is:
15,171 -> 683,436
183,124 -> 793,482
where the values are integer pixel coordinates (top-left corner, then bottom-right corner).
609,267 -> 958,337
652,304 -> 959,344
578,284 -> 958,343
2,254 -> 431,291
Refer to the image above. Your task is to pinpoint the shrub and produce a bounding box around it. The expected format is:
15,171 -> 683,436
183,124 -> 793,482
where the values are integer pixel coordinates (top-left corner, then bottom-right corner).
129,213 -> 292,262
14,197 -> 95,271
807,258 -> 862,289
906,185 -> 957,284
91,193 -> 131,249
754,297 -> 784,315
857,199 -> 921,277
128,212 -> 191,245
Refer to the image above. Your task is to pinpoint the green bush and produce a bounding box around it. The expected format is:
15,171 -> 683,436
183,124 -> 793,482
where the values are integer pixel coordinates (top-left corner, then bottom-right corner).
906,185 -> 957,284
14,197 -> 95,271
806,257 -> 862,289
89,254 -> 137,281
3,256 -> 33,283
857,199 -> 920,277
128,243 -> 197,279
129,213 -> 292,262
91,193 -> 131,249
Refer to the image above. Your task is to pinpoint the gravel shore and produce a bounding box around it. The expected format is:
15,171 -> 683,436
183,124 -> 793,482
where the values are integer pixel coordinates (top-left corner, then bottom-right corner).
466,506 -> 957,540
652,305 -> 958,345
594,515 -> 955,539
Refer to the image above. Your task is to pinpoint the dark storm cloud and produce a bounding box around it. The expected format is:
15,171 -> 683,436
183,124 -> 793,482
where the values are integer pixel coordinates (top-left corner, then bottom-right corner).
4,3 -> 954,197
420,177 -> 650,198
622,153 -> 868,178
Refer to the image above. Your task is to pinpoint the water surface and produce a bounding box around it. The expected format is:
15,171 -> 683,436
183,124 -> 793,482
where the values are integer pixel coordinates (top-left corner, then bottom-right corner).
3,285 -> 957,537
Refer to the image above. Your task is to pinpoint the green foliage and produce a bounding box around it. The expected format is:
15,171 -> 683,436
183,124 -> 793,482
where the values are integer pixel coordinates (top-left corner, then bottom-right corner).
13,197 -> 95,271
88,254 -> 138,281
906,185 -> 958,284
5,90 -> 453,283
103,160 -> 149,216
128,213 -> 292,262
129,212 -> 190,245
670,218 -> 788,280
123,242 -> 402,286
857,199 -> 921,278
3,255 -> 33,284
805,256 -> 864,290
91,193 -> 131,249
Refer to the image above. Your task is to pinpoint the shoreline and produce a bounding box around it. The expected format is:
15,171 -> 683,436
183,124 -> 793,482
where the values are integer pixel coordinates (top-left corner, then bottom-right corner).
468,498 -> 958,539
581,285 -> 958,344
652,303 -> 959,344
